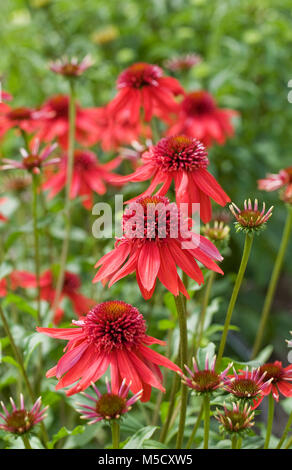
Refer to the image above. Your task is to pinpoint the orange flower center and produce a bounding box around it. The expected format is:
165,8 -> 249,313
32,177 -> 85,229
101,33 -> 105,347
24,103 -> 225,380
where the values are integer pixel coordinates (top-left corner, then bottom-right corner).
95,393 -> 126,419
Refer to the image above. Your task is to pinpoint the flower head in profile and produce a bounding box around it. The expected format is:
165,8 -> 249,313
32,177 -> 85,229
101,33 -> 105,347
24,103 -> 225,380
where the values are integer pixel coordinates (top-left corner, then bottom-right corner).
223,367 -> 272,408
110,136 -> 230,222
167,90 -> 238,147
76,378 -> 142,423
202,220 -> 230,247
180,354 -> 232,394
0,394 -> 48,435
0,139 -> 59,175
50,55 -> 93,77
107,62 -> 184,126
229,199 -> 273,234
37,300 -> 181,401
258,361 -> 292,401
164,53 -> 201,72
42,149 -> 121,209
93,195 -> 223,300
0,105 -> 41,139
215,402 -> 255,435
258,167 -> 292,204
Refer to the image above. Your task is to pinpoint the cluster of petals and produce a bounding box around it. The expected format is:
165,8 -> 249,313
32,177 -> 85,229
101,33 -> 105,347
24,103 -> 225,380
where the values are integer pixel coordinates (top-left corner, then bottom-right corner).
215,402 -> 254,434
258,361 -> 292,401
229,199 -> 273,232
0,104 -> 41,139
223,367 -> 272,408
0,394 -> 47,435
180,354 -> 232,393
50,55 -> 93,77
258,167 -> 292,204
164,53 -> 202,72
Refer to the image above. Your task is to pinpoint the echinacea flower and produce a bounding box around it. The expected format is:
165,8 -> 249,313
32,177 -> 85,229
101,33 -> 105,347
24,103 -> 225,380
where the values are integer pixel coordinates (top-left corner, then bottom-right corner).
107,62 -> 184,126
0,198 -> 7,222
0,105 -> 41,139
258,167 -> 292,204
50,55 -> 93,77
164,53 -> 202,72
215,402 -> 255,435
35,94 -> 103,149
37,300 -> 181,400
110,136 -> 230,222
223,367 -> 272,408
0,139 -> 59,175
93,195 -> 224,300
1,171 -> 31,194
258,361 -> 292,401
76,378 -> 142,423
180,354 -> 232,394
0,394 -> 48,435
202,220 -> 230,244
229,199 -> 273,234
167,90 -> 238,147
42,149 -> 121,209
0,270 -> 40,298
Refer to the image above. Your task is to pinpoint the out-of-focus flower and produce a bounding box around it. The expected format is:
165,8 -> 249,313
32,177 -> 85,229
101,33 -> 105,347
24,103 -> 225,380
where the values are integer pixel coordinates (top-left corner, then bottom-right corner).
1,171 -> 31,194
164,53 -> 202,72
43,149 -> 121,209
258,167 -> 292,204
107,63 -> 184,126
91,25 -> 119,44
202,220 -> 230,244
223,367 -> 272,408
50,55 -> 93,77
0,394 -> 48,435
76,378 -> 142,423
93,195 -> 223,300
0,198 -> 7,222
35,94 -> 102,149
110,136 -> 230,222
215,402 -> 255,435
167,90 -> 238,147
229,199 -> 273,234
0,139 -> 59,175
37,300 -> 181,400
180,354 -> 232,394
118,140 -> 152,170
258,361 -> 292,401
0,270 -> 39,298
0,90 -> 13,102
0,105 -> 41,139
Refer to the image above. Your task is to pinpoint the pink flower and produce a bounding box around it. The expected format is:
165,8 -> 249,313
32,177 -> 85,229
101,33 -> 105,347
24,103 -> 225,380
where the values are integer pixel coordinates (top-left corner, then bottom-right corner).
258,167 -> 292,204
0,394 -> 48,435
50,55 -> 93,76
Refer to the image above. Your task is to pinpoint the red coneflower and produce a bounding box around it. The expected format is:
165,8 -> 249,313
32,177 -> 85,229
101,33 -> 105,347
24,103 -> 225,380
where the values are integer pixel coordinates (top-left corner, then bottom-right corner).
229,199 -> 273,234
93,195 -> 223,300
110,135 -> 230,222
0,105 -> 41,139
50,55 -> 93,77
42,149 -> 121,209
107,62 -> 184,126
0,394 -> 48,435
0,270 -> 39,298
167,90 -> 238,147
76,378 -> 142,423
215,402 -> 255,435
37,300 -> 181,400
223,367 -> 272,408
258,361 -> 292,401
258,167 -> 292,204
35,94 -> 102,149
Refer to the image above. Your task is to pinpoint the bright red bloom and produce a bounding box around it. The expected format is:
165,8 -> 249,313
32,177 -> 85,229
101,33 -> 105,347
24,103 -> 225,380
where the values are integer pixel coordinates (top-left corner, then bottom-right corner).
93,195 -> 223,300
42,149 -> 121,209
0,198 -> 7,222
167,90 -> 238,147
35,94 -> 102,149
258,361 -> 292,401
0,105 -> 41,139
107,63 -> 184,126
37,300 -> 181,400
110,136 -> 230,222
0,270 -> 37,298
258,167 -> 292,204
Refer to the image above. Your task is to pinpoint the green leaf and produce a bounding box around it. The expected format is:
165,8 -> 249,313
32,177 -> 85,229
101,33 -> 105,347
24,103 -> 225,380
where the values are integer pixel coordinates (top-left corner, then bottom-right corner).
123,426 -> 158,449
47,426 -> 85,449
3,293 -> 37,319
196,343 -> 216,370
163,292 -> 177,317
1,356 -> 21,370
158,319 -> 176,330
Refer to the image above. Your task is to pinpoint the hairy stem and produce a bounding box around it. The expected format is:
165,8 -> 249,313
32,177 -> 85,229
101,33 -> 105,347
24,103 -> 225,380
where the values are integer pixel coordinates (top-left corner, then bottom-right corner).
203,394 -> 210,449
111,420 -> 120,449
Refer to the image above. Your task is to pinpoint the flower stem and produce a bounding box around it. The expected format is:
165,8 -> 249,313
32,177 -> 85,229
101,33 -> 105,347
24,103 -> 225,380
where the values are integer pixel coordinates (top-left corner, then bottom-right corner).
32,173 -> 41,325
264,393 -> 275,449
216,234 -> 254,369
22,434 -> 32,449
186,403 -> 204,449
159,373 -> 180,443
52,80 -> 76,317
174,293 -> 188,449
203,394 -> 210,449
277,410 -> 292,449
231,434 -> 237,449
111,420 -> 120,449
252,206 -> 292,358
195,272 -> 215,354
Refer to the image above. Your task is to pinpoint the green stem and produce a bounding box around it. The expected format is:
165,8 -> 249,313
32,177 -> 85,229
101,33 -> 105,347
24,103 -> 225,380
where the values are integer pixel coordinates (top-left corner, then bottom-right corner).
252,206 -> 292,358
52,80 -> 76,317
231,434 -> 237,449
195,272 -> 215,354
264,393 -> 275,449
284,435 -> 292,449
174,293 -> 188,449
277,410 -> 292,449
32,173 -> 41,325
111,420 -> 120,449
186,403 -> 204,449
216,234 -> 254,369
159,373 -> 180,443
203,394 -> 210,449
22,434 -> 32,449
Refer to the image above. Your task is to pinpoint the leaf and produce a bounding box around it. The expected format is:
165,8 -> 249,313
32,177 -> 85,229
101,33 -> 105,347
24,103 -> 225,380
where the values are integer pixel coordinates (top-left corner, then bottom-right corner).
123,426 -> 158,449
196,343 -> 216,370
47,426 -> 85,449
23,333 -> 43,368
163,292 -> 177,317
1,356 -> 21,370
3,293 -> 37,319
158,319 -> 176,330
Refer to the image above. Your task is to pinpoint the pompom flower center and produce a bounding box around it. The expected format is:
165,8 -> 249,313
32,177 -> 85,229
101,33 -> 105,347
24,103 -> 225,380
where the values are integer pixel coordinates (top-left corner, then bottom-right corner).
151,136 -> 209,172
117,63 -> 163,89
83,301 -> 146,352
182,91 -> 216,116
95,393 -> 126,419
191,370 -> 221,392
74,150 -> 96,170
259,363 -> 282,382
6,410 -> 34,435
7,107 -> 33,121
230,378 -> 260,398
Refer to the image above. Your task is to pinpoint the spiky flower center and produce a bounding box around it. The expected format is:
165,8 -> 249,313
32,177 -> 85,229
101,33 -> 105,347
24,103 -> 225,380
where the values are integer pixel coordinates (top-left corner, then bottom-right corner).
83,301 -> 146,352
57,63 -> 81,76
117,63 -> 163,89
74,150 -> 96,170
182,91 -> 216,116
236,210 -> 263,227
151,136 -> 209,172
259,363 -> 282,383
5,410 -> 34,435
202,221 -> 230,242
7,107 -> 33,121
222,410 -> 249,432
95,393 -> 126,419
191,370 -> 221,392
23,154 -> 42,170
230,378 -> 260,398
